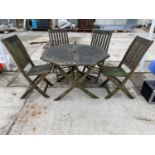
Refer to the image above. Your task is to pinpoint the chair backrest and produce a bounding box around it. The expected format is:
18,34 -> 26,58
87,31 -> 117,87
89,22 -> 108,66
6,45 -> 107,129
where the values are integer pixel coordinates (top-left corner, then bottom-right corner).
91,30 -> 112,52
48,28 -> 69,46
120,36 -> 153,71
1,35 -> 34,70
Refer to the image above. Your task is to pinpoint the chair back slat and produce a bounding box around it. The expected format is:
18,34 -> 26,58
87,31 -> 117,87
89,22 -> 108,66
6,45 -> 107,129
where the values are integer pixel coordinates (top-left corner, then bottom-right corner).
48,28 -> 69,46
91,30 -> 112,52
1,35 -> 33,69
121,36 -> 153,70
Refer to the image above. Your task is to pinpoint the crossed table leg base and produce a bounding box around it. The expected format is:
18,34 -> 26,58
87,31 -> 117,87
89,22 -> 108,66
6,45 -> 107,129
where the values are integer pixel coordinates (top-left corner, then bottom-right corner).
56,66 -> 92,82
54,65 -> 99,101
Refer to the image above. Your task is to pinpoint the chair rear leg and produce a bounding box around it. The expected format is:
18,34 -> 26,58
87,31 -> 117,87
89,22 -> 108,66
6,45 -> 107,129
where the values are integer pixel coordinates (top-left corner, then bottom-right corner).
44,78 -> 53,87
82,66 -> 87,74
121,85 -> 135,99
44,83 -> 49,93
100,79 -> 109,87
96,72 -> 101,83
105,87 -> 120,99
57,69 -> 72,82
104,84 -> 111,94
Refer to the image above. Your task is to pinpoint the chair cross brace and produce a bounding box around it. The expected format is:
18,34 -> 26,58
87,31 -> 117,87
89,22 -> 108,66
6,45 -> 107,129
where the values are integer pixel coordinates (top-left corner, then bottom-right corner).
21,72 -> 53,99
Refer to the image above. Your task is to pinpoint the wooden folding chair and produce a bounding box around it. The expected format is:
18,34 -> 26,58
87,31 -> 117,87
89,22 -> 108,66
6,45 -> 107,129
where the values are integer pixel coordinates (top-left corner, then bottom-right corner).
82,30 -> 112,81
48,28 -> 71,80
2,35 -> 53,99
98,36 -> 153,99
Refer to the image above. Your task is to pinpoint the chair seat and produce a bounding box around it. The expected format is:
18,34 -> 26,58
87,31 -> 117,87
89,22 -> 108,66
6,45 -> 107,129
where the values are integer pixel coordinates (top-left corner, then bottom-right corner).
100,66 -> 128,77
27,64 -> 53,76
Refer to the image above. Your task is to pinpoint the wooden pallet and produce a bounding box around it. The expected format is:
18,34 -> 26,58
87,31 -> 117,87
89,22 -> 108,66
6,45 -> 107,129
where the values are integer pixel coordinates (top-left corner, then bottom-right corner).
68,28 -> 133,33
32,28 -> 49,31
67,28 -> 93,32
113,30 -> 128,33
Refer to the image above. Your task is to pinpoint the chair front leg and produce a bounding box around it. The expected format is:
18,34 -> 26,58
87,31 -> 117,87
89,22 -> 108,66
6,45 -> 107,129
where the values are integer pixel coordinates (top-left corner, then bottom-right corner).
115,77 -> 135,99
120,85 -> 135,99
104,76 -> 121,99
21,75 -> 41,98
21,74 -> 49,99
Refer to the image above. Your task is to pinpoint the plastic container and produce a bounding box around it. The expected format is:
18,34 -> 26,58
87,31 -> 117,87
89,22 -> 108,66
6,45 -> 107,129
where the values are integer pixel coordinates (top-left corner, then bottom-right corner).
0,41 -> 10,71
0,63 -> 4,72
148,60 -> 155,74
32,19 -> 38,29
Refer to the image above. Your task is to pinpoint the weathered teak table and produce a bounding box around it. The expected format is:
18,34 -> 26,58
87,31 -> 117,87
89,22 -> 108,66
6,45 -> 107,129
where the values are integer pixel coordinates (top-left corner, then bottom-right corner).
41,44 -> 110,100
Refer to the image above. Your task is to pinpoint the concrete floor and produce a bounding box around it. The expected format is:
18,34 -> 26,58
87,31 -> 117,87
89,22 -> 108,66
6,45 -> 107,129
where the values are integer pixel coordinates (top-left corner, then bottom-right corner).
0,29 -> 155,135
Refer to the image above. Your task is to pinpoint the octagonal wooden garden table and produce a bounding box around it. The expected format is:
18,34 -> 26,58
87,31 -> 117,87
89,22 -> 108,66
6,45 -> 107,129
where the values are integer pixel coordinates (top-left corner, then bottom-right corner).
41,44 -> 110,100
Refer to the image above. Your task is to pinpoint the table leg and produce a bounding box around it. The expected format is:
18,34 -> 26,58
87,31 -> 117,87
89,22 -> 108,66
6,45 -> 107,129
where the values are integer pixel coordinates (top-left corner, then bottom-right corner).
54,65 -> 99,100
57,66 -> 93,82
56,69 -> 72,82
77,84 -> 99,98
54,86 -> 74,101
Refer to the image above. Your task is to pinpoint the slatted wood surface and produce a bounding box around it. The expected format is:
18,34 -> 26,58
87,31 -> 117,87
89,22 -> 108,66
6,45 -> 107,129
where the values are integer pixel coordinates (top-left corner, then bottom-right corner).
48,28 -> 69,47
41,44 -> 110,66
2,35 -> 34,69
91,30 -> 112,53
120,36 -> 153,70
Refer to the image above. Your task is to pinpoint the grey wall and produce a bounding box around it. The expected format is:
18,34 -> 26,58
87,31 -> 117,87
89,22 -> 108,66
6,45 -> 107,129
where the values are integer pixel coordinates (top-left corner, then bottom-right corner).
0,19 -> 16,26
67,19 -> 78,26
